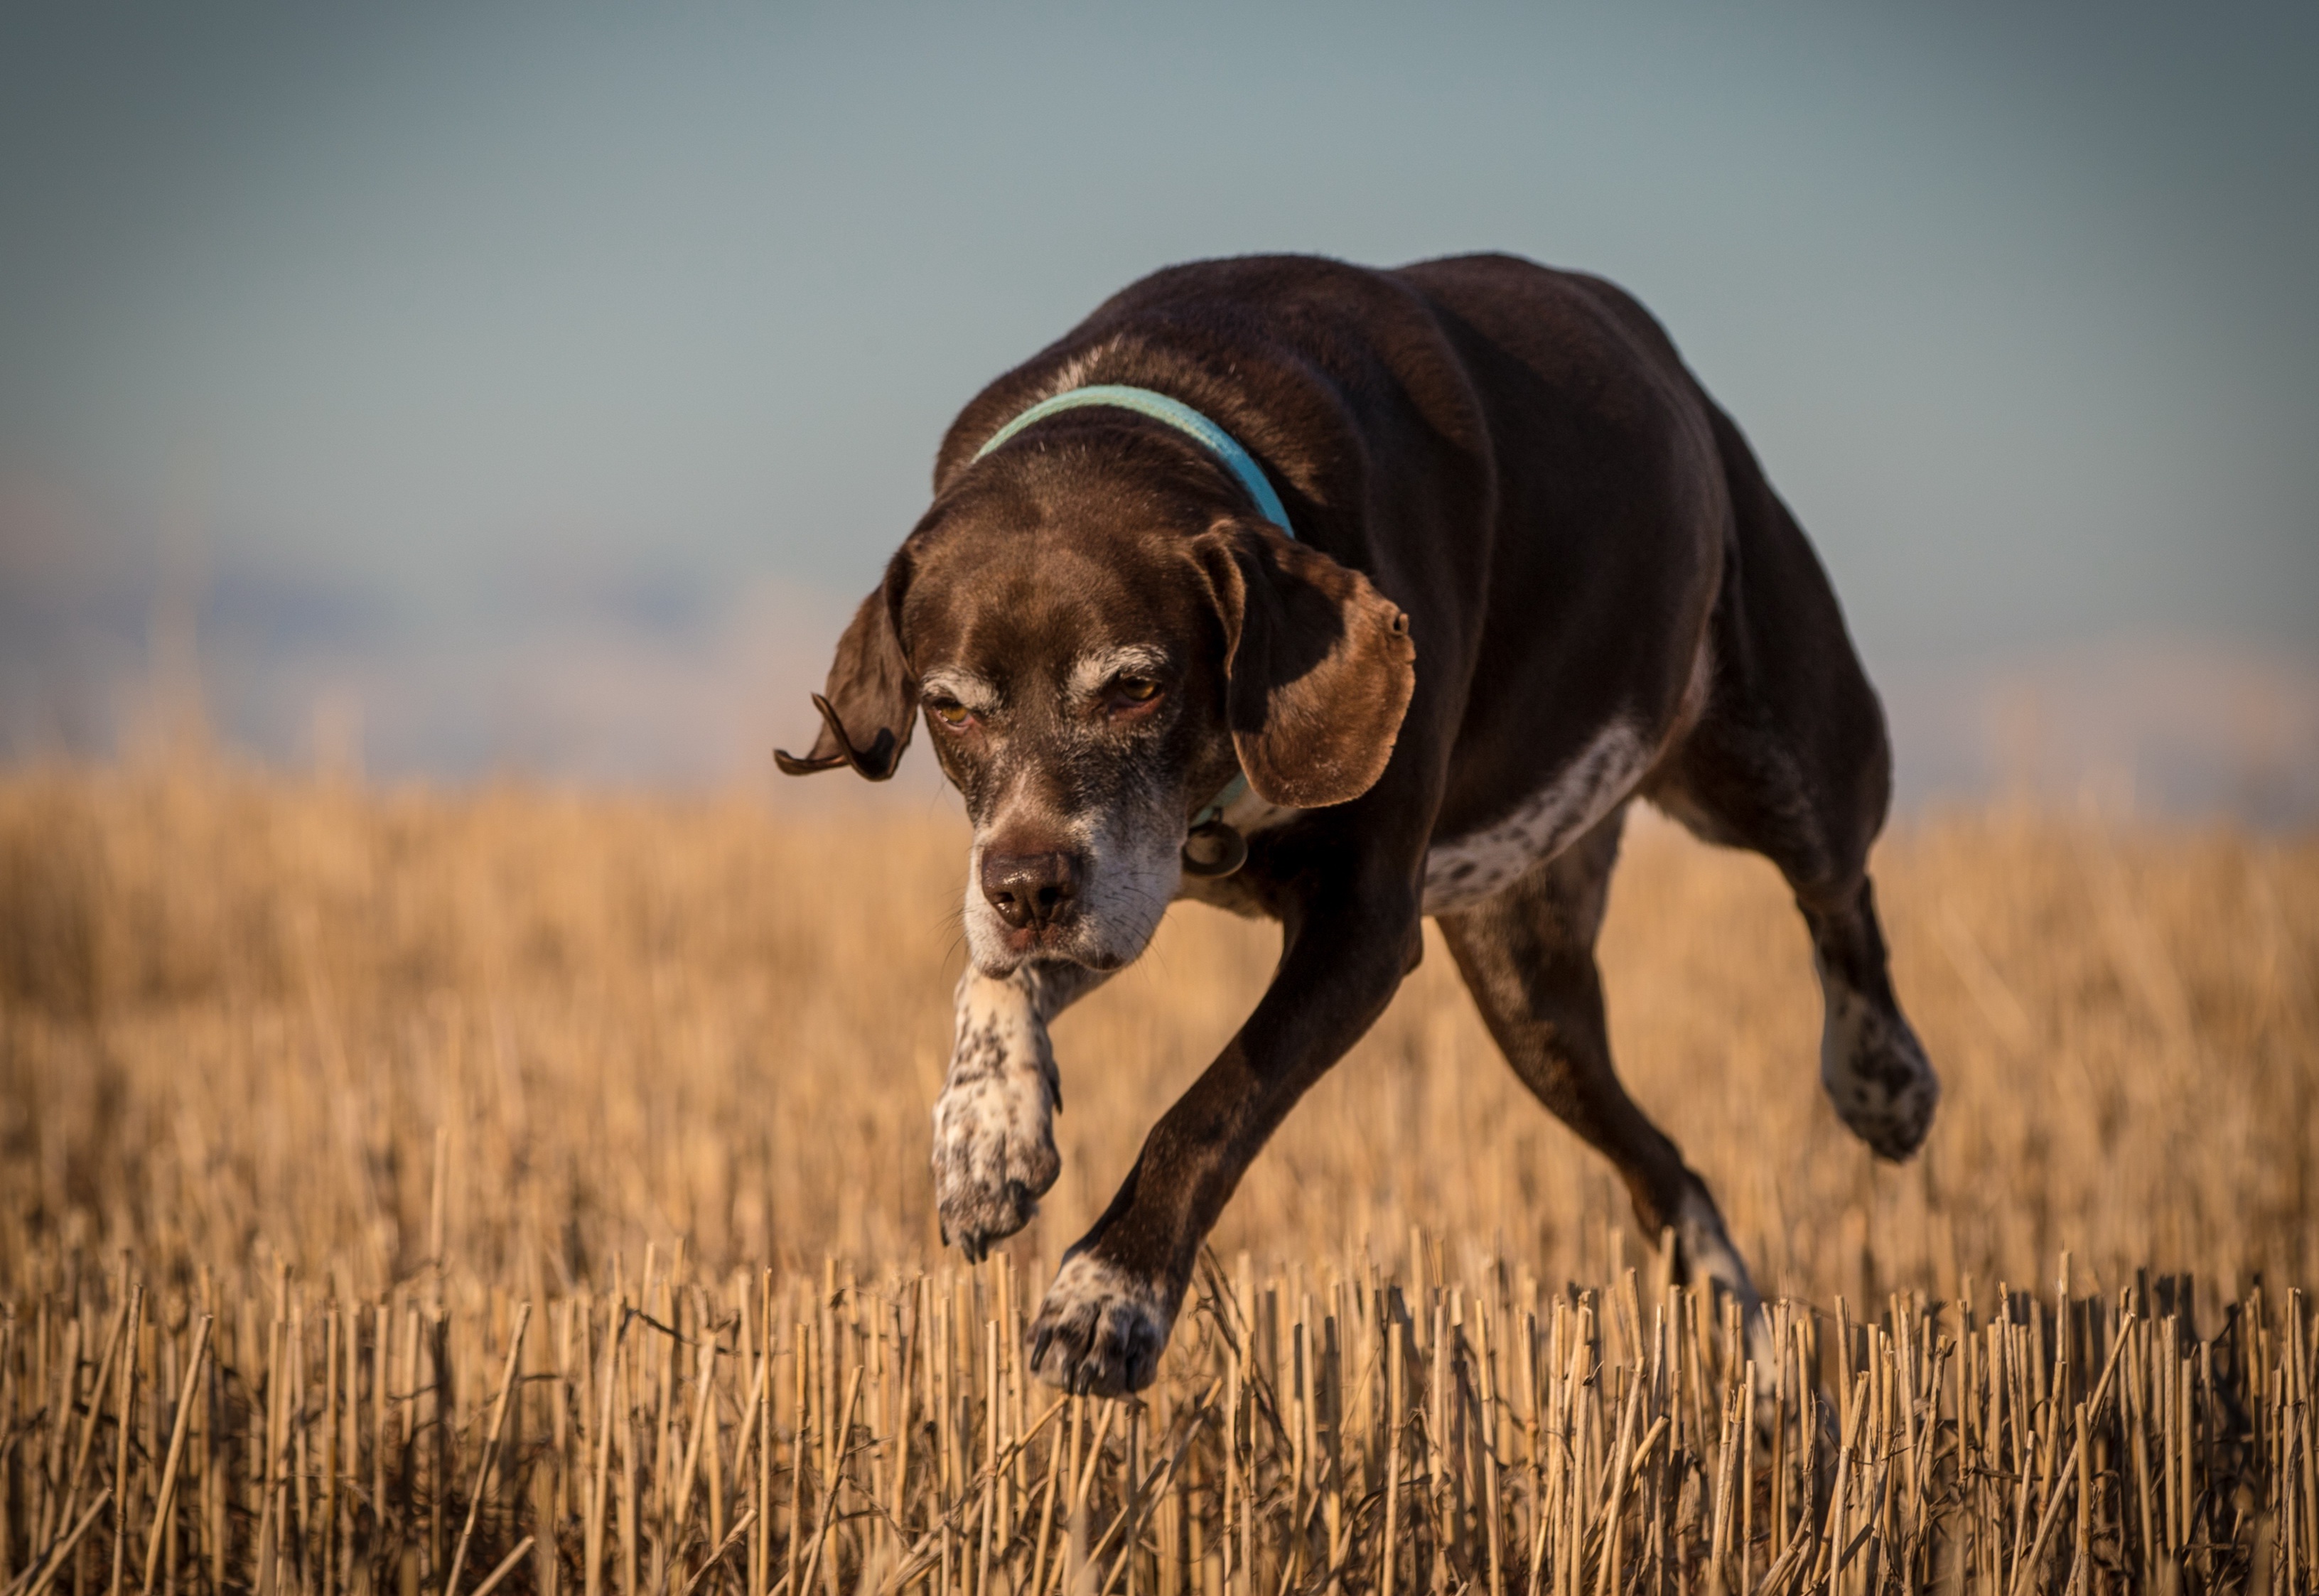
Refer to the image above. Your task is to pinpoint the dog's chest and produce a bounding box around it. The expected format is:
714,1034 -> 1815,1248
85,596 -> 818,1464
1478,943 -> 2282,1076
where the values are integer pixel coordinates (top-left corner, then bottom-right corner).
1419,721 -> 1651,915
1176,721 -> 1652,920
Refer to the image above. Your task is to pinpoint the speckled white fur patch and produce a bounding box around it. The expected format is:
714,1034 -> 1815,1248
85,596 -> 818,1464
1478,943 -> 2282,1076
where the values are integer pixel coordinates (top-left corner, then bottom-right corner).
962,780 -> 1182,976
1421,722 -> 1654,914
1815,957 -> 1940,1159
930,963 -> 1107,1257
1065,645 -> 1169,703
1675,1187 -> 1757,1307
1028,1252 -> 1175,1395
1674,1192 -> 1786,1438
1675,1187 -> 1779,1387
919,667 -> 999,717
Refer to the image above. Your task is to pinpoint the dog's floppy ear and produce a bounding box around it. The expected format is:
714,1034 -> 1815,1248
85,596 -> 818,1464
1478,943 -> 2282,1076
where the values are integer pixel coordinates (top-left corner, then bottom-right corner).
1195,522 -> 1415,809
774,556 -> 916,781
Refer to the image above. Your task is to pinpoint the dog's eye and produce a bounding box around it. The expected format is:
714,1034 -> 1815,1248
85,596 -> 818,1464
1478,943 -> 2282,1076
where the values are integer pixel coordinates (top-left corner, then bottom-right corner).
930,699 -> 973,727
1113,677 -> 1161,703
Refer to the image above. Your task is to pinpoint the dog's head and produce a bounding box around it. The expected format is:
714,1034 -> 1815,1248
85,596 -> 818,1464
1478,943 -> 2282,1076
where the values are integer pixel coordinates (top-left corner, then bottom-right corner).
778,439 -> 1414,975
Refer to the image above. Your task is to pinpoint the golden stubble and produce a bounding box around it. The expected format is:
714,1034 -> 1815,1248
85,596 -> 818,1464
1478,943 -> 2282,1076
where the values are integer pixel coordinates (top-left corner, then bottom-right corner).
1,763 -> 2313,1592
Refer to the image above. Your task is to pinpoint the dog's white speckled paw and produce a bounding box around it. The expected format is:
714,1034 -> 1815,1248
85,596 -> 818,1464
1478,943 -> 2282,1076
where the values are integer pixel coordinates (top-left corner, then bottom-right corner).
932,1072 -> 1060,1261
1820,986 -> 1939,1161
1027,1253 -> 1173,1396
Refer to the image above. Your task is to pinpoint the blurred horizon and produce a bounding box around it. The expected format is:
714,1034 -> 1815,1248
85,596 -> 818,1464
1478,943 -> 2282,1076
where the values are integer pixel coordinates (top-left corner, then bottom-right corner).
4,3 -> 2315,821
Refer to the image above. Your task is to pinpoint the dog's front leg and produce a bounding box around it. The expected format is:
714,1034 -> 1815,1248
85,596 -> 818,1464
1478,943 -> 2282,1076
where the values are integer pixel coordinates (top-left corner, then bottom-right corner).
933,961 -> 1110,1261
1028,875 -> 1421,1395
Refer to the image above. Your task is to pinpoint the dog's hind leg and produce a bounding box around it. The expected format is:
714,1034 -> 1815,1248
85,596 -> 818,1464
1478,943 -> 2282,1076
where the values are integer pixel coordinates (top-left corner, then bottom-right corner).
1647,401 -> 1939,1161
933,961 -> 1111,1261
1436,808 -> 1767,1332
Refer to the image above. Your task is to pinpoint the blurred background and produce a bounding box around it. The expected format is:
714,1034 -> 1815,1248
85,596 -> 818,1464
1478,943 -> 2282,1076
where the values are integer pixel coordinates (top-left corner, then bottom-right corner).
3,1 -> 2314,818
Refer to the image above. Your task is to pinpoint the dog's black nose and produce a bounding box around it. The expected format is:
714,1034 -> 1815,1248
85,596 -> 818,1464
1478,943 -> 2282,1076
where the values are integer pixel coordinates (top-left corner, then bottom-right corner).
981,850 -> 1082,932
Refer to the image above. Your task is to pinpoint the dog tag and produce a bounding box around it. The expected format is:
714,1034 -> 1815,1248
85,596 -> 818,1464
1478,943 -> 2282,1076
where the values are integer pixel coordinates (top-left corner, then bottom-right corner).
1180,821 -> 1248,878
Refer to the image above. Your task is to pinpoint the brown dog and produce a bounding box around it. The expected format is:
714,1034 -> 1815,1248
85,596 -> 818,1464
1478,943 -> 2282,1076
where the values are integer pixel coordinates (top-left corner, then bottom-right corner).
778,253 -> 1937,1395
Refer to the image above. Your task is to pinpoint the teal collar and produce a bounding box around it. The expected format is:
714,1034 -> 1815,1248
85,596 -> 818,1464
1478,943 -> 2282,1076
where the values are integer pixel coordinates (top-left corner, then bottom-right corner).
974,383 -> 1288,870
1190,772 -> 1249,831
972,384 -> 1296,537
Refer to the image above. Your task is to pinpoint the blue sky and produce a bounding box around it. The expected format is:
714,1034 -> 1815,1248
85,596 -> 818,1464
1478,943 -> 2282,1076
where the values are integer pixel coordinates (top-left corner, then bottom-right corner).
2,3 -> 2314,807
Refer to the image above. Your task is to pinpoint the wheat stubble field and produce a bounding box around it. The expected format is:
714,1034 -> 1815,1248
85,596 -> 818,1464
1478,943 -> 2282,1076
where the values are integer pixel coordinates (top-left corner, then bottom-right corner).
1,765 -> 2315,1594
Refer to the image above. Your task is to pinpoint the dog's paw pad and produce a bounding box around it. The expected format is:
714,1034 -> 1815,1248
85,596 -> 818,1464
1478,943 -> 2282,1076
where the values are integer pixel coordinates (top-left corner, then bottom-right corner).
932,1074 -> 1060,1259
1026,1254 -> 1172,1396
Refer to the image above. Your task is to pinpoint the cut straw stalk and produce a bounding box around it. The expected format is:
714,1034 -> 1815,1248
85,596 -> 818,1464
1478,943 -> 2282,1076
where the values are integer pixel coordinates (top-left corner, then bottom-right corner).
470,1536 -> 537,1596
51,1292 -> 130,1555
1092,1398 -> 1211,1596
14,1492 -> 113,1596
2008,1315 -> 2133,1596
0,1249 -> 2313,1595
138,1316 -> 211,1596
445,1303 -> 532,1596
681,1512 -> 757,1596
795,1366 -> 862,1596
